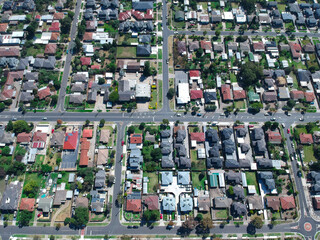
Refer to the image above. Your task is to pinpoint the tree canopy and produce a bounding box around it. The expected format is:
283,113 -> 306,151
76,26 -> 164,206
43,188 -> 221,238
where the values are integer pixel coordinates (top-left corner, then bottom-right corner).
239,62 -> 263,89
13,120 -> 33,134
70,207 -> 89,228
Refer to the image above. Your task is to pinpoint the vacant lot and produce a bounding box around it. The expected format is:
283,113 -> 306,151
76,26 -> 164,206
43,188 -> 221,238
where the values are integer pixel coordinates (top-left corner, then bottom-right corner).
191,172 -> 206,190
117,47 -> 136,58
145,172 -> 158,193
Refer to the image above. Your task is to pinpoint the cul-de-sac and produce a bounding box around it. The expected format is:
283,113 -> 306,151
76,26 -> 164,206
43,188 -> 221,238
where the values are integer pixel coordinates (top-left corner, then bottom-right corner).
0,0 -> 320,239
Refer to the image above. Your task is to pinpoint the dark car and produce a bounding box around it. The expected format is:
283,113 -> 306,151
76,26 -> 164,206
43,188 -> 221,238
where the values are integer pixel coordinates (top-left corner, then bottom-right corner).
297,170 -> 302,177
127,226 -> 133,229
133,225 -> 139,229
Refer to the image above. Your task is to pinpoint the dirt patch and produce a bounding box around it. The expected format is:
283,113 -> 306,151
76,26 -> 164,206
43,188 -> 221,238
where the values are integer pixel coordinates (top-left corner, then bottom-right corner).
54,201 -> 71,222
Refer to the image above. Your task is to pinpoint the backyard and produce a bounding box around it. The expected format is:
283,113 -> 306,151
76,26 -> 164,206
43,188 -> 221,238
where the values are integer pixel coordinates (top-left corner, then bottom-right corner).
191,172 -> 207,190
144,172 -> 158,193
190,150 -> 206,171
246,171 -> 260,195
117,47 -> 137,58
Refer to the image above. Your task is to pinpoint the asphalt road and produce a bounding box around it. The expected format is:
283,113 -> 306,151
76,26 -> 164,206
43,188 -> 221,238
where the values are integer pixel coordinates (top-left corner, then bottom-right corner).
2,0 -> 320,239
55,0 -> 82,112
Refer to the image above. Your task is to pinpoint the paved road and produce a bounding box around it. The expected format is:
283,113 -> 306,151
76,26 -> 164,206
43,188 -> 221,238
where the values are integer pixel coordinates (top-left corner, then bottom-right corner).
2,0 -> 320,239
55,0 -> 82,112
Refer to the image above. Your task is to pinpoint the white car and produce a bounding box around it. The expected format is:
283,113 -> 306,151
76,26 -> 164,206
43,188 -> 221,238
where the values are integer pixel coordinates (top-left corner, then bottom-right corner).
299,117 -> 304,121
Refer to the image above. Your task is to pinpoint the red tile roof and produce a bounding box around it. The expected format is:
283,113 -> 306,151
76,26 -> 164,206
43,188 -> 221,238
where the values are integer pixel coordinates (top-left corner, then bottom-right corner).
48,21 -> 60,32
313,197 -> 320,210
190,132 -> 205,142
266,130 -> 282,143
33,131 -> 47,142
119,11 -> 131,21
20,198 -> 35,212
91,65 -> 100,70
280,196 -> 295,210
82,129 -> 93,138
189,70 -> 200,78
253,42 -> 265,51
83,32 -> 93,41
17,132 -> 32,143
0,23 -> 8,33
200,40 -> 212,51
289,42 -> 301,59
53,12 -> 64,20
290,90 -> 304,100
0,47 -> 19,57
63,131 -> 78,150
130,133 -> 142,144
79,150 -> 89,166
38,87 -> 51,100
221,84 -> 232,101
44,43 -> 57,55
233,89 -> 246,100
143,195 -> 159,210
126,199 -> 142,212
190,90 -> 203,100
80,138 -> 90,150
300,133 -> 314,144
80,57 -> 91,66
50,32 -> 60,41
305,92 -> 315,102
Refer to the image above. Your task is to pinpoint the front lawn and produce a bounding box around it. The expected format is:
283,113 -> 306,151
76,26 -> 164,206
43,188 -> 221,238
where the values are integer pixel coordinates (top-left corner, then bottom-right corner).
191,172 -> 207,190
215,209 -> 228,219
190,150 -> 206,171
117,47 -> 137,58
246,172 -> 260,195
234,100 -> 246,110
303,145 -> 316,163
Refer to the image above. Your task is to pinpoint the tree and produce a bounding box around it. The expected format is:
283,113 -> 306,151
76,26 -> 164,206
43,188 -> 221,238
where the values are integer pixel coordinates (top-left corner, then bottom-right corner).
98,77 -> 105,85
139,122 -> 146,130
57,119 -> 63,125
162,119 -> 169,125
104,234 -> 110,240
18,210 -> 33,226
196,213 -> 203,221
215,30 -> 221,37
227,186 -> 234,196
74,37 -> 83,53
99,119 -> 105,127
41,164 -> 52,174
50,235 -> 55,240
64,217 -> 71,225
199,217 -> 214,231
116,193 -> 124,206
56,223 -> 61,230
109,91 -> 119,103
181,218 -> 197,235
128,126 -> 135,134
23,180 -> 39,198
61,17 -> 72,35
70,207 -> 89,228
51,95 -> 58,106
167,88 -> 175,99
13,120 -> 32,134
143,210 -> 160,221
250,216 -> 263,229
85,120 -> 90,126
143,61 -> 152,77
0,102 -> 5,112
150,148 -> 162,161
264,121 -> 272,130
203,30 -> 207,36
271,122 -> 279,131
2,146 -> 10,156
250,102 -> 263,113
6,120 -> 13,131
287,99 -> 295,109
239,62 -> 263,89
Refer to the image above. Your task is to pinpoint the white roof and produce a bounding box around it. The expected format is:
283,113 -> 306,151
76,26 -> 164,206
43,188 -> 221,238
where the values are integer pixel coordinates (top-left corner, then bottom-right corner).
135,83 -> 151,98
41,32 -> 52,40
35,124 -> 50,134
11,31 -> 24,38
223,12 -> 234,20
248,185 -> 256,194
84,44 -> 94,53
236,14 -> 246,23
105,72 -> 113,78
177,83 -> 190,104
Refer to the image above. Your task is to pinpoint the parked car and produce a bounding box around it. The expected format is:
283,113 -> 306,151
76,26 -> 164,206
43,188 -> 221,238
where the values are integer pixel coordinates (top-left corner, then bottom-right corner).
121,154 -> 123,158
160,214 -> 163,219
121,141 -> 124,146
197,113 -> 202,116
299,117 -> 304,121
270,117 -> 276,121
287,129 -> 290,134
297,170 -> 302,177
133,225 -> 139,229
248,125 -> 254,128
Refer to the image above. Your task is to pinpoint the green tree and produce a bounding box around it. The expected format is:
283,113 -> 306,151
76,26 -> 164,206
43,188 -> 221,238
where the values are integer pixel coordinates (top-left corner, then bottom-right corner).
98,77 -> 105,85
239,62 -> 263,89
51,95 -> 58,106
250,216 -> 263,229
139,122 -> 146,130
167,88 -> 175,99
271,122 -> 279,131
41,164 -> 52,174
196,213 -> 203,221
6,120 -> 13,131
287,99 -> 295,109
143,61 -> 152,77
143,210 -> 160,221
228,186 -> 234,196
242,0 -> 256,14
264,121 -> 272,130
99,119 -> 105,127
199,217 -> 214,231
85,120 -> 90,126
70,207 -> 89,228
50,235 -> 55,240
250,102 -> 263,113
18,210 -> 33,226
2,146 -> 10,156
0,102 -> 5,112
109,91 -> 119,103
215,30 -> 221,37
13,120 -> 33,134
162,119 -> 169,125
23,180 -> 39,198
61,17 -> 72,35
128,126 -> 135,134
64,217 -> 71,225
150,148 -> 162,161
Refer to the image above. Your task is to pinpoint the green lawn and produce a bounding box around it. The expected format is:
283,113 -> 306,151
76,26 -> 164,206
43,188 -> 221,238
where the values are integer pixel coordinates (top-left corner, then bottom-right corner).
22,173 -> 45,198
191,172 -> 207,190
158,49 -> 162,60
149,89 -> 158,109
215,209 -> 228,219
103,23 -> 118,32
225,22 -> 234,30
158,80 -> 163,109
277,4 -> 286,12
272,211 -> 281,220
190,150 -> 206,171
117,47 -> 137,58
230,73 -> 237,83
303,145 -> 316,163
246,172 -> 260,195
144,172 -> 158,193
26,45 -> 45,57
292,60 -> 307,70
234,100 -> 246,110
307,53 -> 320,71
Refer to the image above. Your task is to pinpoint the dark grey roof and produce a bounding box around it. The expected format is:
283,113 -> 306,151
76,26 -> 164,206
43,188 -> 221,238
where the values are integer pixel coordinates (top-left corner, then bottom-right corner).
223,139 -> 235,154
307,17 -> 317,27
204,90 -> 217,103
237,128 -> 247,137
257,158 -> 273,168
0,182 -> 22,211
161,142 -> 171,148
265,179 -> 276,190
20,92 -> 34,102
161,147 -> 171,155
71,83 -> 85,93
132,1 -> 153,10
225,171 -> 242,184
221,128 -> 233,140
259,171 -> 273,179
240,143 -> 250,153
137,44 -> 151,56
176,130 -> 186,143
84,9 -> 94,20
22,81 -> 37,91
139,35 -> 151,44
231,202 -> 247,217
73,73 -> 87,82
17,58 -> 29,70
161,156 -> 175,168
95,170 -> 106,188
233,185 -> 245,199
69,94 -> 85,104
209,146 -> 220,158
239,159 -> 251,168
206,128 -> 219,143
272,19 -> 283,27
51,131 -> 65,147
252,128 -> 264,140
225,159 -> 240,168
0,128 -> 14,144
160,130 -> 171,138
207,157 -> 223,168
87,90 -> 97,102
255,139 -> 267,154
178,157 -> 191,169
214,197 -> 232,208
289,3 -> 301,14
176,144 -> 187,157
298,70 -> 312,82
25,72 -> 38,81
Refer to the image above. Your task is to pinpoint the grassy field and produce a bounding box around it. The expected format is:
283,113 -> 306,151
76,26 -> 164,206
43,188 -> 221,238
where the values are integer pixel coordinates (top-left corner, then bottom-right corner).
145,172 -> 158,193
26,45 -> 45,57
22,173 -> 45,198
215,209 -> 228,219
303,145 -> 316,163
191,172 -> 206,190
277,4 -> 286,12
246,172 -> 260,194
117,47 -> 136,58
190,150 -> 206,171
234,100 -> 246,110
307,53 -> 320,71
